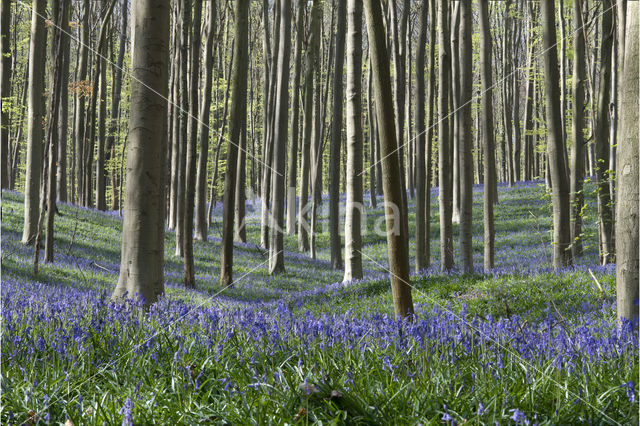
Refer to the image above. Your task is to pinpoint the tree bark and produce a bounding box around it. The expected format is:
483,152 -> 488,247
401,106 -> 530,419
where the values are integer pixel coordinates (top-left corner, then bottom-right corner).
112,0 -> 169,306
459,0 -> 473,273
479,0 -> 496,271
615,2 -> 638,327
541,0 -> 572,269
329,0 -> 347,270
343,0 -> 364,283
22,0 -> 46,245
363,0 -> 414,318
0,0 -> 10,189
268,0 -> 291,275
570,0 -> 586,258
415,0 -> 428,273
219,0 -> 249,286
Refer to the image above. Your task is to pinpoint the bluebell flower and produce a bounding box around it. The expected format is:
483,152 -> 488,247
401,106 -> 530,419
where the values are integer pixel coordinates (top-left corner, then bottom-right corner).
119,397 -> 133,426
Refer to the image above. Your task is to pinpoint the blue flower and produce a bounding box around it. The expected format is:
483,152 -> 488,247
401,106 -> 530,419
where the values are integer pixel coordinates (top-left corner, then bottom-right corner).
119,397 -> 134,426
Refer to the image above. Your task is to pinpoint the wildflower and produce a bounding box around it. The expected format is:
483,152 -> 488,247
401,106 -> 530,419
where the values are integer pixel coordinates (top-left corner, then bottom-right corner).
509,408 -> 527,424
621,381 -> 636,403
119,397 -> 133,426
477,402 -> 485,416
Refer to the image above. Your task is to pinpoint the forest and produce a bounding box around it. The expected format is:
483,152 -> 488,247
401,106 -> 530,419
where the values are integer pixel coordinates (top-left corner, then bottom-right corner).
1,0 -> 638,423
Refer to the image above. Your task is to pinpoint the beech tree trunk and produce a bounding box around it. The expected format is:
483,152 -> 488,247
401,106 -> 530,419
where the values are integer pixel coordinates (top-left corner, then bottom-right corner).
112,0 -> 169,306
329,0 -> 346,270
343,0 -> 364,283
0,0 -> 10,189
415,0 -> 428,273
615,2 -> 638,327
22,0 -> 46,245
268,0 -> 291,275
219,0 -> 249,286
479,0 -> 496,271
363,0 -> 414,318
541,0 -> 572,269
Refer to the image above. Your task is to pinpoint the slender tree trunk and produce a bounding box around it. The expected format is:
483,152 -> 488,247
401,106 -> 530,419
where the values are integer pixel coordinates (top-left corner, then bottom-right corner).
183,0 -> 202,288
329,0 -> 347,270
438,0 -> 453,271
54,0 -> 69,202
479,0 -> 496,271
367,59 -> 378,208
22,0 -> 46,245
570,0 -> 586,258
415,0 -> 428,273
112,0 -> 169,306
459,0 -> 473,273
615,2 -> 638,327
424,0 -> 436,270
298,0 -> 321,252
594,0 -> 615,264
74,0 -> 89,205
269,0 -> 291,275
343,0 -> 363,282
450,3 -> 461,224
194,1 -> 216,241
169,3 -> 181,230
219,0 -> 249,286
235,115 -> 247,243
363,0 -> 414,318
286,0 -> 305,236
95,42 -> 108,211
541,0 -> 572,269
0,0 -> 10,189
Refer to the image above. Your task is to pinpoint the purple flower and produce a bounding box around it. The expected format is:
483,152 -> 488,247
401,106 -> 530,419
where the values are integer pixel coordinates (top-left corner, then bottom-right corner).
621,381 -> 636,403
509,408 -> 527,424
119,397 -> 133,426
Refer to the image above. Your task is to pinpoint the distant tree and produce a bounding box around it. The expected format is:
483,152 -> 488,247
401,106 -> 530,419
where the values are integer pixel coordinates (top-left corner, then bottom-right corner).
343,0 -> 364,283
219,0 -> 249,286
74,0 -> 90,204
458,0 -> 473,273
570,0 -> 586,258
615,2 -> 638,327
540,0 -> 572,269
363,0 -> 414,318
269,0 -> 291,275
329,0 -> 346,270
479,0 -> 496,271
22,0 -> 46,246
112,0 -> 170,305
415,0 -> 428,273
0,0 -> 10,189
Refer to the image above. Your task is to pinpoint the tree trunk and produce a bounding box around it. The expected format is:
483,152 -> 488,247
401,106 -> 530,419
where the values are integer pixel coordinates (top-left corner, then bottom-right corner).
541,0 -> 572,269
570,0 -> 586,258
268,0 -> 291,275
415,0 -> 428,273
363,0 -> 414,318
183,0 -> 202,288
479,0 -> 496,271
329,0 -> 347,270
458,0 -> 473,273
219,0 -> 249,286
594,0 -> 615,265
343,0 -> 364,283
450,3 -> 461,224
234,115 -> 247,243
0,0 -> 10,189
438,0 -> 453,271
615,2 -> 638,327
95,41 -> 108,211
112,0 -> 169,306
367,60 -> 377,209
424,0 -> 436,270
286,0 -> 305,236
298,0 -> 321,252
22,0 -> 46,245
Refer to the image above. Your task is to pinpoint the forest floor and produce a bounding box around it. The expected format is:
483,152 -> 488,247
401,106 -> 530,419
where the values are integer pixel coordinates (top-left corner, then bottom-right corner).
1,181 -> 638,424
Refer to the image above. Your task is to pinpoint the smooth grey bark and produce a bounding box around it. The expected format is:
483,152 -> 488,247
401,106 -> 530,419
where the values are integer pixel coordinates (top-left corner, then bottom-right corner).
459,0 -> 473,273
594,0 -> 615,264
22,0 -> 46,245
74,0 -> 89,204
615,2 -> 638,327
234,115 -> 247,243
329,0 -> 346,270
285,0 -> 305,236
367,60 -> 378,209
438,0 -> 453,271
364,0 -> 414,318
541,0 -> 572,269
343,0 -> 363,283
298,0 -> 321,252
169,22 -> 181,230
479,0 -> 495,271
423,0 -> 436,270
183,0 -> 202,288
95,41 -> 108,211
415,0 -> 428,273
219,0 -> 249,286
194,1 -> 216,241
450,3 -> 461,224
570,0 -> 586,258
112,0 -> 169,306
0,0 -> 10,189
269,0 -> 291,275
